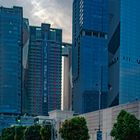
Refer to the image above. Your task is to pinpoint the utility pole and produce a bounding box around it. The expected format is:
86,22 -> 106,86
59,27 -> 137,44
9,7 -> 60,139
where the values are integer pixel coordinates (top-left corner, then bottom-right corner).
97,66 -> 103,140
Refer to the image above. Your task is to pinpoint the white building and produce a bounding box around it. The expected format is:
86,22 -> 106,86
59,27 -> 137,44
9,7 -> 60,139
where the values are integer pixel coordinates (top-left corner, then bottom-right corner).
48,100 -> 140,140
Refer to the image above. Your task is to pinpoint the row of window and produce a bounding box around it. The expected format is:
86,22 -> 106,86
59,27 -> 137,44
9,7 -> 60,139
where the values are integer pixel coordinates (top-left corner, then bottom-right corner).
81,30 -> 108,39
109,56 -> 140,66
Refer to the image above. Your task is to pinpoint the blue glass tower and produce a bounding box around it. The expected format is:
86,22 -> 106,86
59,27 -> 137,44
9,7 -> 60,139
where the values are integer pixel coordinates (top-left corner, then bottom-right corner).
108,0 -> 140,106
72,0 -> 108,113
0,6 -> 23,114
22,18 -> 30,114
26,24 -> 62,115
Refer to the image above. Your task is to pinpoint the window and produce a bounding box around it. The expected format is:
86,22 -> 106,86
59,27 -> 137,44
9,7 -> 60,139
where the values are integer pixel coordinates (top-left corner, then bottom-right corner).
92,31 -> 98,37
85,31 -> 92,36
100,32 -> 105,38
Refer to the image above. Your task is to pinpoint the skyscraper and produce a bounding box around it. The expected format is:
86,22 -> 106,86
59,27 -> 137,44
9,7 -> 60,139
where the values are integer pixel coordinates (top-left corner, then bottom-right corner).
62,43 -> 72,111
108,0 -> 140,106
72,0 -> 108,114
26,24 -> 62,115
0,6 -> 23,114
22,18 -> 30,114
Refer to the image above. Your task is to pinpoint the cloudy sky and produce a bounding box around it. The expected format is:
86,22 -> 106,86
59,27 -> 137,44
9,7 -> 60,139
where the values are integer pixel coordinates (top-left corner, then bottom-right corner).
0,0 -> 73,43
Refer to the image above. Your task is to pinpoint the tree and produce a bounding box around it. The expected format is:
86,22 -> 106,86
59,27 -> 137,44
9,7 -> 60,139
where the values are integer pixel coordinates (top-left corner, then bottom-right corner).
1,127 -> 15,140
1,124 -> 52,140
59,116 -> 90,140
40,124 -> 51,140
24,125 -> 42,140
111,110 -> 140,140
1,126 -> 26,140
14,126 -> 26,140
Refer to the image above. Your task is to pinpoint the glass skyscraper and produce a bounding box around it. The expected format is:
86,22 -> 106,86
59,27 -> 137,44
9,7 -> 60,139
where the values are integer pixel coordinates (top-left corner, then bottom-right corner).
108,0 -> 140,106
0,6 -> 23,114
26,24 -> 62,115
72,0 -> 108,113
22,18 -> 30,114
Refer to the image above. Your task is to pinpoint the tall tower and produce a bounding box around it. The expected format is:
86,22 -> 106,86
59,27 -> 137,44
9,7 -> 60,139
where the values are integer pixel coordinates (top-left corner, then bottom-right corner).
108,0 -> 140,106
0,6 -> 23,114
22,18 -> 30,114
72,0 -> 108,113
26,24 -> 62,115
62,43 -> 72,111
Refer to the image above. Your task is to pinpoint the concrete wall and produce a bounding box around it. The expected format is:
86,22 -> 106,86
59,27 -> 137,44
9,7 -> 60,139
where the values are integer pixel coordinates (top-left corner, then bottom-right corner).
49,100 -> 140,140
80,100 -> 140,140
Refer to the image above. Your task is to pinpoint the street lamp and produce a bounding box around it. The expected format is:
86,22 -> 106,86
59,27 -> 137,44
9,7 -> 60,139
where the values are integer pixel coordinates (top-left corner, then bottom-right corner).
95,65 -> 103,140
96,65 -> 112,140
14,115 -> 21,140
98,89 -> 101,131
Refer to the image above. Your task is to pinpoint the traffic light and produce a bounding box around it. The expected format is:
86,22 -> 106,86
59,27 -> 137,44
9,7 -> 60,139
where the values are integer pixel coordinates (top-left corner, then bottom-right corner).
97,130 -> 102,140
16,116 -> 21,124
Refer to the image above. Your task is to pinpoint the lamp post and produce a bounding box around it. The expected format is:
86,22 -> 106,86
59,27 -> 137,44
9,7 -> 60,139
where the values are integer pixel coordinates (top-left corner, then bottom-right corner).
98,65 -> 103,131
96,66 -> 103,140
98,89 -> 101,131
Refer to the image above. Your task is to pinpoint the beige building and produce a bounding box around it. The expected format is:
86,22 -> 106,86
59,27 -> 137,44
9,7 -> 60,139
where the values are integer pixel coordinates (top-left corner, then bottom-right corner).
62,43 -> 72,111
49,100 -> 140,140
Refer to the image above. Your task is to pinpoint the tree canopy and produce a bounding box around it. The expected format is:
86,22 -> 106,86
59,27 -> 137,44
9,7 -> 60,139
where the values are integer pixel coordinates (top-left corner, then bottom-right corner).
1,124 -> 52,140
1,126 -> 26,140
14,126 -> 26,140
1,127 -> 15,140
40,124 -> 51,140
59,116 -> 90,140
24,125 -> 42,140
111,110 -> 140,140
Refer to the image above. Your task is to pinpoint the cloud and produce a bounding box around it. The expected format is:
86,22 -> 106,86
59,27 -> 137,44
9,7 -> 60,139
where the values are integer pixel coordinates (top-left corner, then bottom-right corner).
0,0 -> 72,43
30,0 -> 72,42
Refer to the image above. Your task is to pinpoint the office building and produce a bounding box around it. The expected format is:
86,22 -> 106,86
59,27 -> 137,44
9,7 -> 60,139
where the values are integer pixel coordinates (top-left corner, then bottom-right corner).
26,24 -> 62,115
22,18 -> 30,114
108,0 -> 140,106
23,18 -> 30,71
0,6 -> 23,114
62,43 -> 72,111
72,0 -> 108,113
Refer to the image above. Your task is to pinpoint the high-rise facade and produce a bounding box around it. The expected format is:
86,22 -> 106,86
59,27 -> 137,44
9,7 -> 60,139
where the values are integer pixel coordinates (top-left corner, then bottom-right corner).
72,0 -> 108,113
0,6 -> 23,114
62,43 -> 72,111
108,0 -> 140,106
26,24 -> 62,115
22,18 -> 30,114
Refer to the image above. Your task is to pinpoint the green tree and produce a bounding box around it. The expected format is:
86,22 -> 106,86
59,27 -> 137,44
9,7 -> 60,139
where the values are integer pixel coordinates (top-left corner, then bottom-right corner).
24,125 -> 42,140
14,126 -> 26,140
1,126 -> 26,140
59,116 -> 90,140
40,124 -> 51,140
111,110 -> 140,140
1,127 -> 15,140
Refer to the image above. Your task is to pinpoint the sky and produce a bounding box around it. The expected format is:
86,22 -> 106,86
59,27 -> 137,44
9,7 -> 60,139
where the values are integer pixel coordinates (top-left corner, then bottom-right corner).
0,0 -> 73,43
